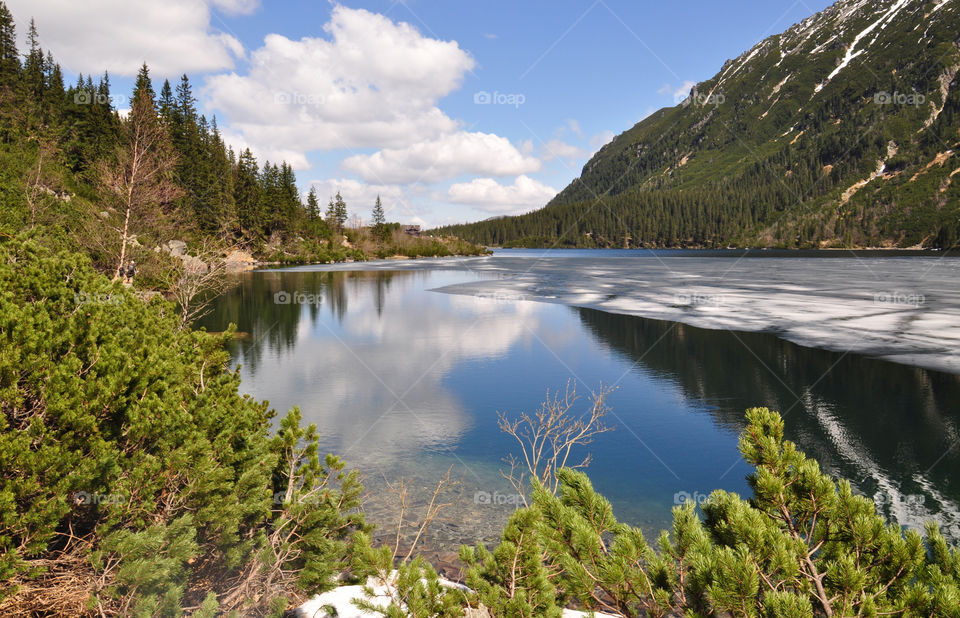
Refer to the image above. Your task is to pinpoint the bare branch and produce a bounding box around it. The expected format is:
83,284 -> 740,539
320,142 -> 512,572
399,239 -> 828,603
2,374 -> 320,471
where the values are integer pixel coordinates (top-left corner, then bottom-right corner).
498,381 -> 615,497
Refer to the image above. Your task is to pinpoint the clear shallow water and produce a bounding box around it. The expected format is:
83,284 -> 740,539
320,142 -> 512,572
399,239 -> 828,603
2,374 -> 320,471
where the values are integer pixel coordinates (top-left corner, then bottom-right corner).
199,258 -> 960,551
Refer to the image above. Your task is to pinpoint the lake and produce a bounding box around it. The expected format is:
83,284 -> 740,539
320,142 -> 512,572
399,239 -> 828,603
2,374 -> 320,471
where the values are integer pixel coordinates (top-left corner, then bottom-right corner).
199,250 -> 960,556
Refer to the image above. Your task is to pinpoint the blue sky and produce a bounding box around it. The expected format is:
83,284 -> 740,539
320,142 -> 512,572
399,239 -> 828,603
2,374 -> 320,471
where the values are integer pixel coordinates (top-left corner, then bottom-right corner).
11,0 -> 833,226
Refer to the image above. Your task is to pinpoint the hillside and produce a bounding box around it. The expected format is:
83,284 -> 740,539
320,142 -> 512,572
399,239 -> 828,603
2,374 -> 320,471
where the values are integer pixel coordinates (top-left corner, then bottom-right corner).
437,0 -> 960,249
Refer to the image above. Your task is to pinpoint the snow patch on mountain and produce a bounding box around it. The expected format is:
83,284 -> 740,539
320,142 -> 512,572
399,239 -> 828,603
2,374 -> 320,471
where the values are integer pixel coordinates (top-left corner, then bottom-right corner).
814,0 -> 912,94
930,0 -> 951,14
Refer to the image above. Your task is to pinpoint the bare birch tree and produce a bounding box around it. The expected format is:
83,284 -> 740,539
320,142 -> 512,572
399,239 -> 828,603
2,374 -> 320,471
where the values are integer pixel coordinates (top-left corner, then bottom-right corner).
99,84 -> 180,282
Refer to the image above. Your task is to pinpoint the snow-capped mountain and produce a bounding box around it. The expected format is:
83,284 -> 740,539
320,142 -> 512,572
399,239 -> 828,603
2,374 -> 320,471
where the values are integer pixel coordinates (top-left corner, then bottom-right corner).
444,0 -> 960,249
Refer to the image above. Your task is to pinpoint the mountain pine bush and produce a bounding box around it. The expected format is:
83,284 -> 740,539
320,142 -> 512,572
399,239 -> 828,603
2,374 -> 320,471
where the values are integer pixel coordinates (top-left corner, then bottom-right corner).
463,408 -> 960,617
0,235 -> 370,615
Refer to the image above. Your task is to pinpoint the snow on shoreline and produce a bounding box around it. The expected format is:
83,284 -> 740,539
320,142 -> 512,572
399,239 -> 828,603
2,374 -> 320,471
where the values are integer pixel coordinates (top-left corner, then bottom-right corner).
296,574 -> 616,618
287,253 -> 960,375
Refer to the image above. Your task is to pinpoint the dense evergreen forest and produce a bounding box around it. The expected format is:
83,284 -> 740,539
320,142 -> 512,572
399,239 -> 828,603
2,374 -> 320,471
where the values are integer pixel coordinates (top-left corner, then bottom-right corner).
0,5 -> 482,282
437,0 -> 960,249
0,12 -> 308,243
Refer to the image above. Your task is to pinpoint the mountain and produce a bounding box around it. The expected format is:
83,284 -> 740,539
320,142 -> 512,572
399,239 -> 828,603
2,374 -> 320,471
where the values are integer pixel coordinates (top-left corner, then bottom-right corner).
437,0 -> 960,249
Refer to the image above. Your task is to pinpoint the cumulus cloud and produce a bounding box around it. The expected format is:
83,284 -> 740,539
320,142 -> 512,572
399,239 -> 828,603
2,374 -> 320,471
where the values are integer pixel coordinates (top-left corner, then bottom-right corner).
341,131 -> 541,184
447,175 -> 557,214
205,5 -> 475,159
7,0 -> 245,77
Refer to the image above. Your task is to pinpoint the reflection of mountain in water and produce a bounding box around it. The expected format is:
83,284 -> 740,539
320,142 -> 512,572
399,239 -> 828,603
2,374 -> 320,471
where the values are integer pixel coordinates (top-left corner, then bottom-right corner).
575,307 -> 960,538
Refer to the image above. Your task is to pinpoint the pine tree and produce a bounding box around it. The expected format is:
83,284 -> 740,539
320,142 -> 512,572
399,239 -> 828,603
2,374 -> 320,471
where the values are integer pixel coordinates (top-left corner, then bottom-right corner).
279,161 -> 300,231
463,407 -> 960,617
132,63 -> 155,108
0,238 -> 371,614
22,18 -> 43,102
334,191 -> 347,233
306,187 -> 320,221
371,195 -> 386,242
234,148 -> 264,238
175,74 -> 196,121
157,79 -> 174,123
207,115 -> 236,233
325,197 -> 337,232
42,51 -> 64,120
0,2 -> 19,88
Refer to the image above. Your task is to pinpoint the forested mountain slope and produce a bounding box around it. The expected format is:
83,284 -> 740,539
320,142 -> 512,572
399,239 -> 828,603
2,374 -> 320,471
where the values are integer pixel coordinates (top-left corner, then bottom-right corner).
438,0 -> 960,249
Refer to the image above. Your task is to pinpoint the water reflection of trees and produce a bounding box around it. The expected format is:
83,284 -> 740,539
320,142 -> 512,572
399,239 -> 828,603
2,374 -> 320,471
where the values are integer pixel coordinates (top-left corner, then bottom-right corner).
575,308 -> 960,508
199,271 -> 402,372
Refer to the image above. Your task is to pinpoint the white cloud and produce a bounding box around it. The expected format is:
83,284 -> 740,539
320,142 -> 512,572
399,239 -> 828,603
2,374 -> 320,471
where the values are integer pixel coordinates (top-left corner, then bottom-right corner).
658,80 -> 697,104
205,5 -> 475,159
341,131 -> 541,184
7,0 -> 245,77
210,0 -> 260,15
541,138 -> 587,163
448,175 -> 556,214
306,178 -> 417,222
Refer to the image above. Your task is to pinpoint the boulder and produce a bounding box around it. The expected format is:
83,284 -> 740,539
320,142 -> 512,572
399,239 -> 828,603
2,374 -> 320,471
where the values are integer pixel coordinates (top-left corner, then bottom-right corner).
164,240 -> 187,257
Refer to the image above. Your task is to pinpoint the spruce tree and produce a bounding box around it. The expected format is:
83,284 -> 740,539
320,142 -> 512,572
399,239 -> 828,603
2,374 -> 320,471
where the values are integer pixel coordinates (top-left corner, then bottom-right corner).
234,148 -> 264,238
132,63 -> 154,107
21,18 -> 43,102
42,51 -> 64,119
371,195 -> 386,242
157,79 -> 174,122
325,197 -> 337,232
306,187 -> 320,221
334,191 -> 347,233
0,2 -> 17,88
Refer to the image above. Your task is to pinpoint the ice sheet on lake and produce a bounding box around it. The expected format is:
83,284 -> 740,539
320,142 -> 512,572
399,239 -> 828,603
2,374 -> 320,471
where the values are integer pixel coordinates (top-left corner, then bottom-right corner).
436,254 -> 960,375
302,252 -> 960,374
